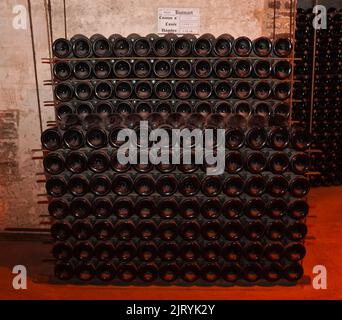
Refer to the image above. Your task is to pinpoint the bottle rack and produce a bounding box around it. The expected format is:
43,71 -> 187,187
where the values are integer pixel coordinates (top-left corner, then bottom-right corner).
34,0 -> 313,285
293,5 -> 341,187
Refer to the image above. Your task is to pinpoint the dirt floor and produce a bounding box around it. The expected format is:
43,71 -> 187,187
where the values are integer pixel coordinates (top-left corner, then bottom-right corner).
0,186 -> 341,300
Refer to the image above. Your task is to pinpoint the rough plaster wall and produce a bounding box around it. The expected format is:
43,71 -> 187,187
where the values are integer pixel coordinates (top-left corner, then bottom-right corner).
0,0 -> 294,230
264,0 -> 293,37
0,1 -> 46,229
51,0 -> 264,38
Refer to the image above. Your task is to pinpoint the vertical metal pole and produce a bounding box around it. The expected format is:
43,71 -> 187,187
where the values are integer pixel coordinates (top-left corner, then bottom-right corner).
290,0 -> 293,38
309,0 -> 318,135
48,0 -> 53,42
289,0 -> 297,128
27,0 -> 43,134
273,0 -> 276,40
44,0 -> 57,114
63,0 -> 67,39
44,0 -> 53,64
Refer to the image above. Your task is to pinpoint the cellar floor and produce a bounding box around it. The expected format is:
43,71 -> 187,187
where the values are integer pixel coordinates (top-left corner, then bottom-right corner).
0,186 -> 341,300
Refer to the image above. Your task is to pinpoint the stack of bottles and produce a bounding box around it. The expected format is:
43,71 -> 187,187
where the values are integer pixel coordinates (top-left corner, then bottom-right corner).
294,8 -> 342,186
40,33 -> 310,284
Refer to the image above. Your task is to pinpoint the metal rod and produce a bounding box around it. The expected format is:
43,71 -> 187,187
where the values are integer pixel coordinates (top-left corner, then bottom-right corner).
308,0 -> 319,180
44,0 -> 59,125
288,0 -> 297,128
48,0 -> 53,42
4,227 -> 50,232
309,1 -> 318,135
44,0 -> 53,81
41,56 -> 302,62
42,98 -> 296,107
273,0 -> 276,40
306,172 -> 322,175
27,0 -> 43,134
290,0 -> 293,38
49,78 -> 302,84
63,0 -> 67,38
